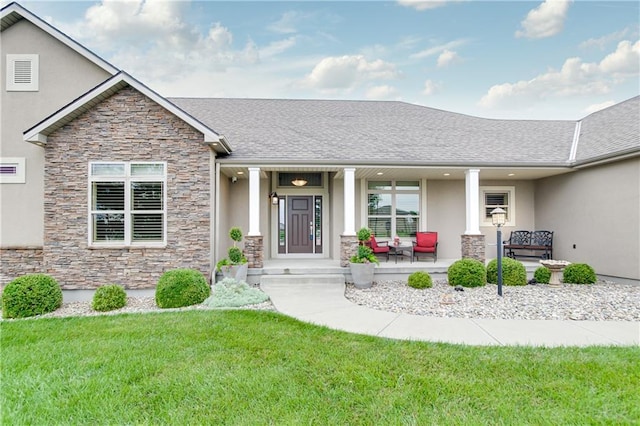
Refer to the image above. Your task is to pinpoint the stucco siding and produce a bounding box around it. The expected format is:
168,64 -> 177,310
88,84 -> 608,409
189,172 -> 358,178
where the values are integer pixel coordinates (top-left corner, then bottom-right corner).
535,158 -> 640,280
43,87 -> 211,289
1,19 -> 113,247
425,180 -> 466,259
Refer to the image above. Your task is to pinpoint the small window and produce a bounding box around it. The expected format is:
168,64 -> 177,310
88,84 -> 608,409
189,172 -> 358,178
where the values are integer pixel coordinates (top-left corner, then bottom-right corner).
6,54 -> 39,91
89,161 -> 166,246
481,186 -> 515,226
0,157 -> 26,183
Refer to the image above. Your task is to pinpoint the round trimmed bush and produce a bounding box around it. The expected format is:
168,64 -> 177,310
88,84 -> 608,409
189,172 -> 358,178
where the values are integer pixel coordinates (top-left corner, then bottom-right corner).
487,257 -> 527,286
447,259 -> 486,288
534,266 -> 551,284
2,274 -> 62,319
155,269 -> 211,309
563,263 -> 596,284
228,246 -> 244,264
92,284 -> 127,312
229,227 -> 243,243
408,271 -> 433,289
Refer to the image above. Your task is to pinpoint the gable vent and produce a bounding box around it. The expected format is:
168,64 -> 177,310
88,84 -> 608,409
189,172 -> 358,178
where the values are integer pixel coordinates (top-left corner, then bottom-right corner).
13,60 -> 32,84
6,54 -> 39,91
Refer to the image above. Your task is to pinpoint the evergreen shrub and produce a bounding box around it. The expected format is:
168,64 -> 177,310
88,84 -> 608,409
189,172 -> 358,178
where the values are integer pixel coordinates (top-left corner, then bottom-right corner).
2,273 -> 62,319
92,284 -> 127,312
155,269 -> 210,308
563,263 -> 597,284
534,266 -> 551,284
447,259 -> 486,288
407,271 -> 433,289
487,257 -> 527,286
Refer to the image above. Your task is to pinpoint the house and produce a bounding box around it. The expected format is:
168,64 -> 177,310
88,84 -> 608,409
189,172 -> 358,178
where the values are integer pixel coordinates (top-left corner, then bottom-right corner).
2,2 -> 638,291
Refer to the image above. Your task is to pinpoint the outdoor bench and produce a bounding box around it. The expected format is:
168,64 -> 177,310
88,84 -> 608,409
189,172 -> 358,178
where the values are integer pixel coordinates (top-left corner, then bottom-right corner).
503,230 -> 553,260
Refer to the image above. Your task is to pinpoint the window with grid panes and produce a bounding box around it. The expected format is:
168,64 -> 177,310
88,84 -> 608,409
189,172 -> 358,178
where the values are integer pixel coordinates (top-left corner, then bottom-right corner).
367,180 -> 420,239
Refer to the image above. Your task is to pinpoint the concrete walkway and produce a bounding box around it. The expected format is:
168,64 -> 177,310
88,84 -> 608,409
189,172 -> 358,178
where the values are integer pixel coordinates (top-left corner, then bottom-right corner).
260,280 -> 640,347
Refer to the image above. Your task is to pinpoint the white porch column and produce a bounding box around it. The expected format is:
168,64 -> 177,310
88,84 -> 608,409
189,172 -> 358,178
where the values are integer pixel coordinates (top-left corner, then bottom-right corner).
464,169 -> 481,235
343,167 -> 356,235
248,167 -> 261,236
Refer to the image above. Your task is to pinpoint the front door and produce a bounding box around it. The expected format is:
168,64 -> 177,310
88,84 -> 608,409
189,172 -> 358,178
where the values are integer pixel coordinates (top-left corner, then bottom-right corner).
287,196 -> 314,253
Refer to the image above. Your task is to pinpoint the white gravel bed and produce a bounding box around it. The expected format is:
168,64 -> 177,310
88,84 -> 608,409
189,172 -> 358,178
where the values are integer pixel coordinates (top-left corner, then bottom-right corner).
1,297 -> 276,321
345,280 -> 640,321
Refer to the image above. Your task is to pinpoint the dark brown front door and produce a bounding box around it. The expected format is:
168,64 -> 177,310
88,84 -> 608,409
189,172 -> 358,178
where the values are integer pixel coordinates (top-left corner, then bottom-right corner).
288,196 -> 313,253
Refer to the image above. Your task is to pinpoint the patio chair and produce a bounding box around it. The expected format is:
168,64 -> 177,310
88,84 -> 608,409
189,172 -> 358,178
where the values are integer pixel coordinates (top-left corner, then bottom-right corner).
412,231 -> 438,262
366,234 -> 390,262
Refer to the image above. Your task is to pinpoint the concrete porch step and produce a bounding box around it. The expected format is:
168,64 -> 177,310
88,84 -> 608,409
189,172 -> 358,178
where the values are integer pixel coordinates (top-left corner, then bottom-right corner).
260,274 -> 345,287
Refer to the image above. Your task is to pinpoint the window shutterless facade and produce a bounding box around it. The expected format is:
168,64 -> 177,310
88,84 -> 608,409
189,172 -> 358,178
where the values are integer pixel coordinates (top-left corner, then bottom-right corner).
367,180 -> 420,238
480,186 -> 515,226
88,162 -> 166,246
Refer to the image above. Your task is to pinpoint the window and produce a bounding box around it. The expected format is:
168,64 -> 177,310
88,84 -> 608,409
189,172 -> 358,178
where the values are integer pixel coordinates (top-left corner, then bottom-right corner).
6,54 -> 39,91
0,157 -> 26,183
481,186 -> 515,226
367,180 -> 420,238
89,162 -> 166,246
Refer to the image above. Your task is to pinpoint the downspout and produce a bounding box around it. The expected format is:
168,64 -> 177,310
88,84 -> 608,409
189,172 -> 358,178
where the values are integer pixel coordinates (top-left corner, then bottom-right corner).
213,158 -> 221,281
568,121 -> 581,164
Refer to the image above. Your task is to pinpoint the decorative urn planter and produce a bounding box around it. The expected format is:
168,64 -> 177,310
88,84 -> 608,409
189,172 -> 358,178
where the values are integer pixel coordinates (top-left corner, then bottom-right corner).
349,262 -> 375,289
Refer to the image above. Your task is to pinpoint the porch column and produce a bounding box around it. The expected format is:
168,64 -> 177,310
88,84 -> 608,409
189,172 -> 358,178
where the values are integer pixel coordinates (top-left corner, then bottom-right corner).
248,167 -> 261,236
341,167 -> 358,267
462,168 -> 485,262
343,168 -> 356,235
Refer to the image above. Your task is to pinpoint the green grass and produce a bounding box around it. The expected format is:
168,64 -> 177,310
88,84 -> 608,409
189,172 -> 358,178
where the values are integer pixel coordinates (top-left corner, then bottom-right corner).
2,310 -> 639,424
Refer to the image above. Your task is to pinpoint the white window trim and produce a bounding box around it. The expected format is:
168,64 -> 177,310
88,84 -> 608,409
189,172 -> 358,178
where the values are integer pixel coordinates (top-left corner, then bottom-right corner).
366,179 -> 421,240
6,54 -> 39,91
480,186 -> 516,227
88,161 -> 167,248
0,157 -> 26,183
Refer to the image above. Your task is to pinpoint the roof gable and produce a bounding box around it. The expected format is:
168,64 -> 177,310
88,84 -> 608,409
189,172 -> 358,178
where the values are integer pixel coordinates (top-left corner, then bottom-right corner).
24,71 -> 232,154
1,2 -> 118,75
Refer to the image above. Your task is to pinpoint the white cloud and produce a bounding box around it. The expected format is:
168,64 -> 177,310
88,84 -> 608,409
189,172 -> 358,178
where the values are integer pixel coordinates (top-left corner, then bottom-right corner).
584,101 -> 615,115
397,0 -> 459,11
366,85 -> 400,100
422,79 -> 438,95
260,37 -> 298,59
267,11 -> 304,34
302,55 -> 398,92
515,0 -> 571,39
479,40 -> 639,109
410,39 -> 467,60
580,29 -> 631,51
437,49 -> 460,67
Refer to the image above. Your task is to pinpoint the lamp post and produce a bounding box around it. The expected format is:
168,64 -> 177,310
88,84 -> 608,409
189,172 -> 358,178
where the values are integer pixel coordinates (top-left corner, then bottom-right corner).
491,207 -> 506,297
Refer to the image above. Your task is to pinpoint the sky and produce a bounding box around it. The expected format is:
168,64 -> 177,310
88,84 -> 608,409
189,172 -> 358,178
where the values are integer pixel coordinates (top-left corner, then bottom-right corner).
10,0 -> 640,120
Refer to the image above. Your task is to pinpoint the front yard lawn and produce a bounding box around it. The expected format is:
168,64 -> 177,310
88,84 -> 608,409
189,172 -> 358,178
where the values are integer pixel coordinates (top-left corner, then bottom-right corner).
2,310 -> 639,424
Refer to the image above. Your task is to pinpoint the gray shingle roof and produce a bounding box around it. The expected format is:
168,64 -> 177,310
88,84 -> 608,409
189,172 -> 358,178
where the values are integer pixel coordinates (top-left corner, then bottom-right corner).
575,96 -> 640,164
169,97 -> 636,167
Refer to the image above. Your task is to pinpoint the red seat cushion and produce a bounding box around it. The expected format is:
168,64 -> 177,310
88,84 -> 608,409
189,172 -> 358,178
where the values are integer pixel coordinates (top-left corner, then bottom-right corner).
369,235 -> 389,253
416,232 -> 437,248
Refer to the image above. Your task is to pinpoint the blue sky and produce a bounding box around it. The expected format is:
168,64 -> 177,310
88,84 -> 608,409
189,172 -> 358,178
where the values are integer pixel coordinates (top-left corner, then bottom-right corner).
12,0 -> 640,119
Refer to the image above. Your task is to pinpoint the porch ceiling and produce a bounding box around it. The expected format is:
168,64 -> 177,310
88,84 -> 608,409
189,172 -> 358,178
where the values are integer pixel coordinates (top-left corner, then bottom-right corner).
220,165 -> 572,181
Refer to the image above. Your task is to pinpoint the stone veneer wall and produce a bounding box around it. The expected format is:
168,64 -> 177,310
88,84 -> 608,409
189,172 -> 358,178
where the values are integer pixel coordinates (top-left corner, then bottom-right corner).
461,234 -> 486,263
43,87 -> 211,289
340,235 -> 359,267
244,236 -> 264,268
0,248 -> 44,287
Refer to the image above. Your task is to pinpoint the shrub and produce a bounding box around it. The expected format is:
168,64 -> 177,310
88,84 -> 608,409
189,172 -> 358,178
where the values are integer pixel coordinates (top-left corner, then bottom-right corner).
350,245 -> 379,264
563,263 -> 596,284
203,278 -> 269,308
229,227 -> 243,244
534,266 -> 551,284
155,269 -> 211,309
2,274 -> 62,319
486,257 -> 527,286
228,247 -> 244,264
356,227 -> 372,243
407,271 -> 433,289
447,259 -> 486,288
92,284 -> 127,312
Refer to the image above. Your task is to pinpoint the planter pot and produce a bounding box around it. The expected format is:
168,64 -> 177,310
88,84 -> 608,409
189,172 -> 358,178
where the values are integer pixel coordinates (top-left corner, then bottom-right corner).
221,263 -> 249,283
349,262 -> 375,289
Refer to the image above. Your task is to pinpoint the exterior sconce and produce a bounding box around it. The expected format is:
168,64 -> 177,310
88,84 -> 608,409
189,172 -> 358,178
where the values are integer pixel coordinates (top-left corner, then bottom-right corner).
269,192 -> 279,205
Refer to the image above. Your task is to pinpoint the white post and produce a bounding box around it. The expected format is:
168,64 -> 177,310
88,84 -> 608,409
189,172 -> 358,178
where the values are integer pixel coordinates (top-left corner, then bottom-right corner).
344,168 -> 356,235
465,169 -> 481,235
248,167 -> 261,236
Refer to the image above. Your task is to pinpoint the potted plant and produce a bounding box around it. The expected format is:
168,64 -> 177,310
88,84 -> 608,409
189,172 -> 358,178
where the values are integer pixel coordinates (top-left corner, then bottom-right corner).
216,226 -> 248,282
349,227 -> 379,289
